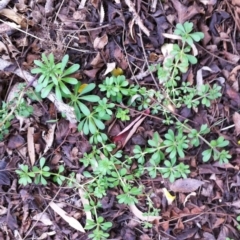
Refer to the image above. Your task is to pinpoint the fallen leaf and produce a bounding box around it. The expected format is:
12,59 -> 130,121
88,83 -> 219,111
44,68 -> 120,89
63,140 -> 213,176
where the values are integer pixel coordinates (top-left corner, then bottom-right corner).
112,109 -> 149,149
32,212 -> 53,226
183,192 -> 196,207
228,65 -> 240,92
196,66 -> 212,92
36,231 -> 56,239
0,159 -> 10,185
170,0 -> 203,23
0,206 -> 7,215
77,174 -> 93,222
27,127 -> 35,166
0,0 -> 11,10
129,204 -> 161,221
0,8 -> 30,28
170,178 -> 204,193
199,0 -> 217,5
42,124 -> 56,154
93,34 -> 108,49
49,201 -> 85,232
7,134 -> 25,150
162,188 -> 176,205
233,112 -> 240,136
103,62 -> 116,76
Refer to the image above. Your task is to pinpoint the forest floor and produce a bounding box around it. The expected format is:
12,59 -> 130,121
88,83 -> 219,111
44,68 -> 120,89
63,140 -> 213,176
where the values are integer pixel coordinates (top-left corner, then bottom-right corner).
0,0 -> 240,240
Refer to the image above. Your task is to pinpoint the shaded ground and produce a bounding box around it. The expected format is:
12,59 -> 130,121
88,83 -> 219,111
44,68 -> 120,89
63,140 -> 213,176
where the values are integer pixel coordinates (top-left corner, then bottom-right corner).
1,0 -> 240,239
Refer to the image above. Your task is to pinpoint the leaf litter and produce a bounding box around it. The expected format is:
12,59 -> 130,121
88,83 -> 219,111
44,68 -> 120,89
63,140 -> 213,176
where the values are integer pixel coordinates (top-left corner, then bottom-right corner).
0,0 -> 240,239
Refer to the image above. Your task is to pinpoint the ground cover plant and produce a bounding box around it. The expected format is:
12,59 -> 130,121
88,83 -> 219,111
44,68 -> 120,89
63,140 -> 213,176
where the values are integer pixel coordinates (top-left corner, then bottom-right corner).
0,1 -> 240,240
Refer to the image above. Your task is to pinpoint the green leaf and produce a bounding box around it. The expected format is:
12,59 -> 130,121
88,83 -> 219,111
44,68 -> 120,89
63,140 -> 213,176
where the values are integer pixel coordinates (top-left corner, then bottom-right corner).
74,103 -> 81,120
61,54 -> 69,72
89,119 -> 97,134
31,68 -> 43,74
216,136 -> 229,147
186,54 -> 197,64
183,21 -> 193,33
202,149 -> 212,162
83,120 -> 89,135
185,37 -> 194,46
41,84 -> 54,98
33,60 -> 44,67
79,95 -> 100,102
39,157 -> 46,168
59,82 -> 71,95
190,32 -> 204,42
62,64 -> 80,77
93,117 -> 105,130
48,53 -> 54,65
79,83 -> 96,95
61,77 -> 78,84
78,101 -> 90,116
55,85 -> 62,100
175,23 -> 185,33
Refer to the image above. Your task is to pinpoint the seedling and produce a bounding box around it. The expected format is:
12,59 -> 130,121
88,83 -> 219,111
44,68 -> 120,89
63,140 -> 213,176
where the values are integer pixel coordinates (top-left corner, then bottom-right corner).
31,53 -> 80,100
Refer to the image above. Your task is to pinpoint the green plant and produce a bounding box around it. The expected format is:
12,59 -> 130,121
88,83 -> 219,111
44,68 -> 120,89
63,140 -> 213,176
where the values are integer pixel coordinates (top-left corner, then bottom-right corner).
116,108 -> 130,121
84,201 -> 112,240
68,83 -> 100,121
13,21 -> 232,240
151,21 -> 222,111
31,53 -> 80,100
16,99 -> 33,117
0,102 -> 13,140
99,75 -> 138,103
15,157 -> 74,186
236,215 -> 240,230
201,137 -> 230,163
174,22 -> 204,46
163,129 -> 189,158
77,98 -> 115,136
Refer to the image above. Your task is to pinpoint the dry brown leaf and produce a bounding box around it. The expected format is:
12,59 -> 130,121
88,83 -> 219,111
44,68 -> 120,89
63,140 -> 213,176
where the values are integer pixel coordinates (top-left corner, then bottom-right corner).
129,204 -> 161,221
228,65 -> 240,91
162,33 -> 182,41
42,124 -> 56,154
0,8 -> 28,28
183,192 -> 196,207
49,202 -> 85,232
79,0 -> 87,9
170,0 -> 203,23
0,0 -> 10,10
99,3 -> 105,25
36,231 -> 56,239
91,0 -> 100,8
222,51 -> 240,63
0,206 -> 7,215
200,0 -> 217,4
103,62 -> 116,76
27,127 -> 35,166
45,0 -> 54,17
196,66 -> 212,92
169,178 -> 204,193
76,174 -> 93,222
0,22 -> 18,35
32,212 -> 53,226
162,188 -> 176,205
112,110 -> 149,149
125,0 -> 150,36
93,34 -> 108,49
233,112 -> 240,136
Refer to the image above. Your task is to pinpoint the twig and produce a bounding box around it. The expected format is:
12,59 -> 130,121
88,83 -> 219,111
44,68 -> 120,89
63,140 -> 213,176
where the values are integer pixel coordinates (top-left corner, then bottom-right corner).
124,0 -> 150,36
